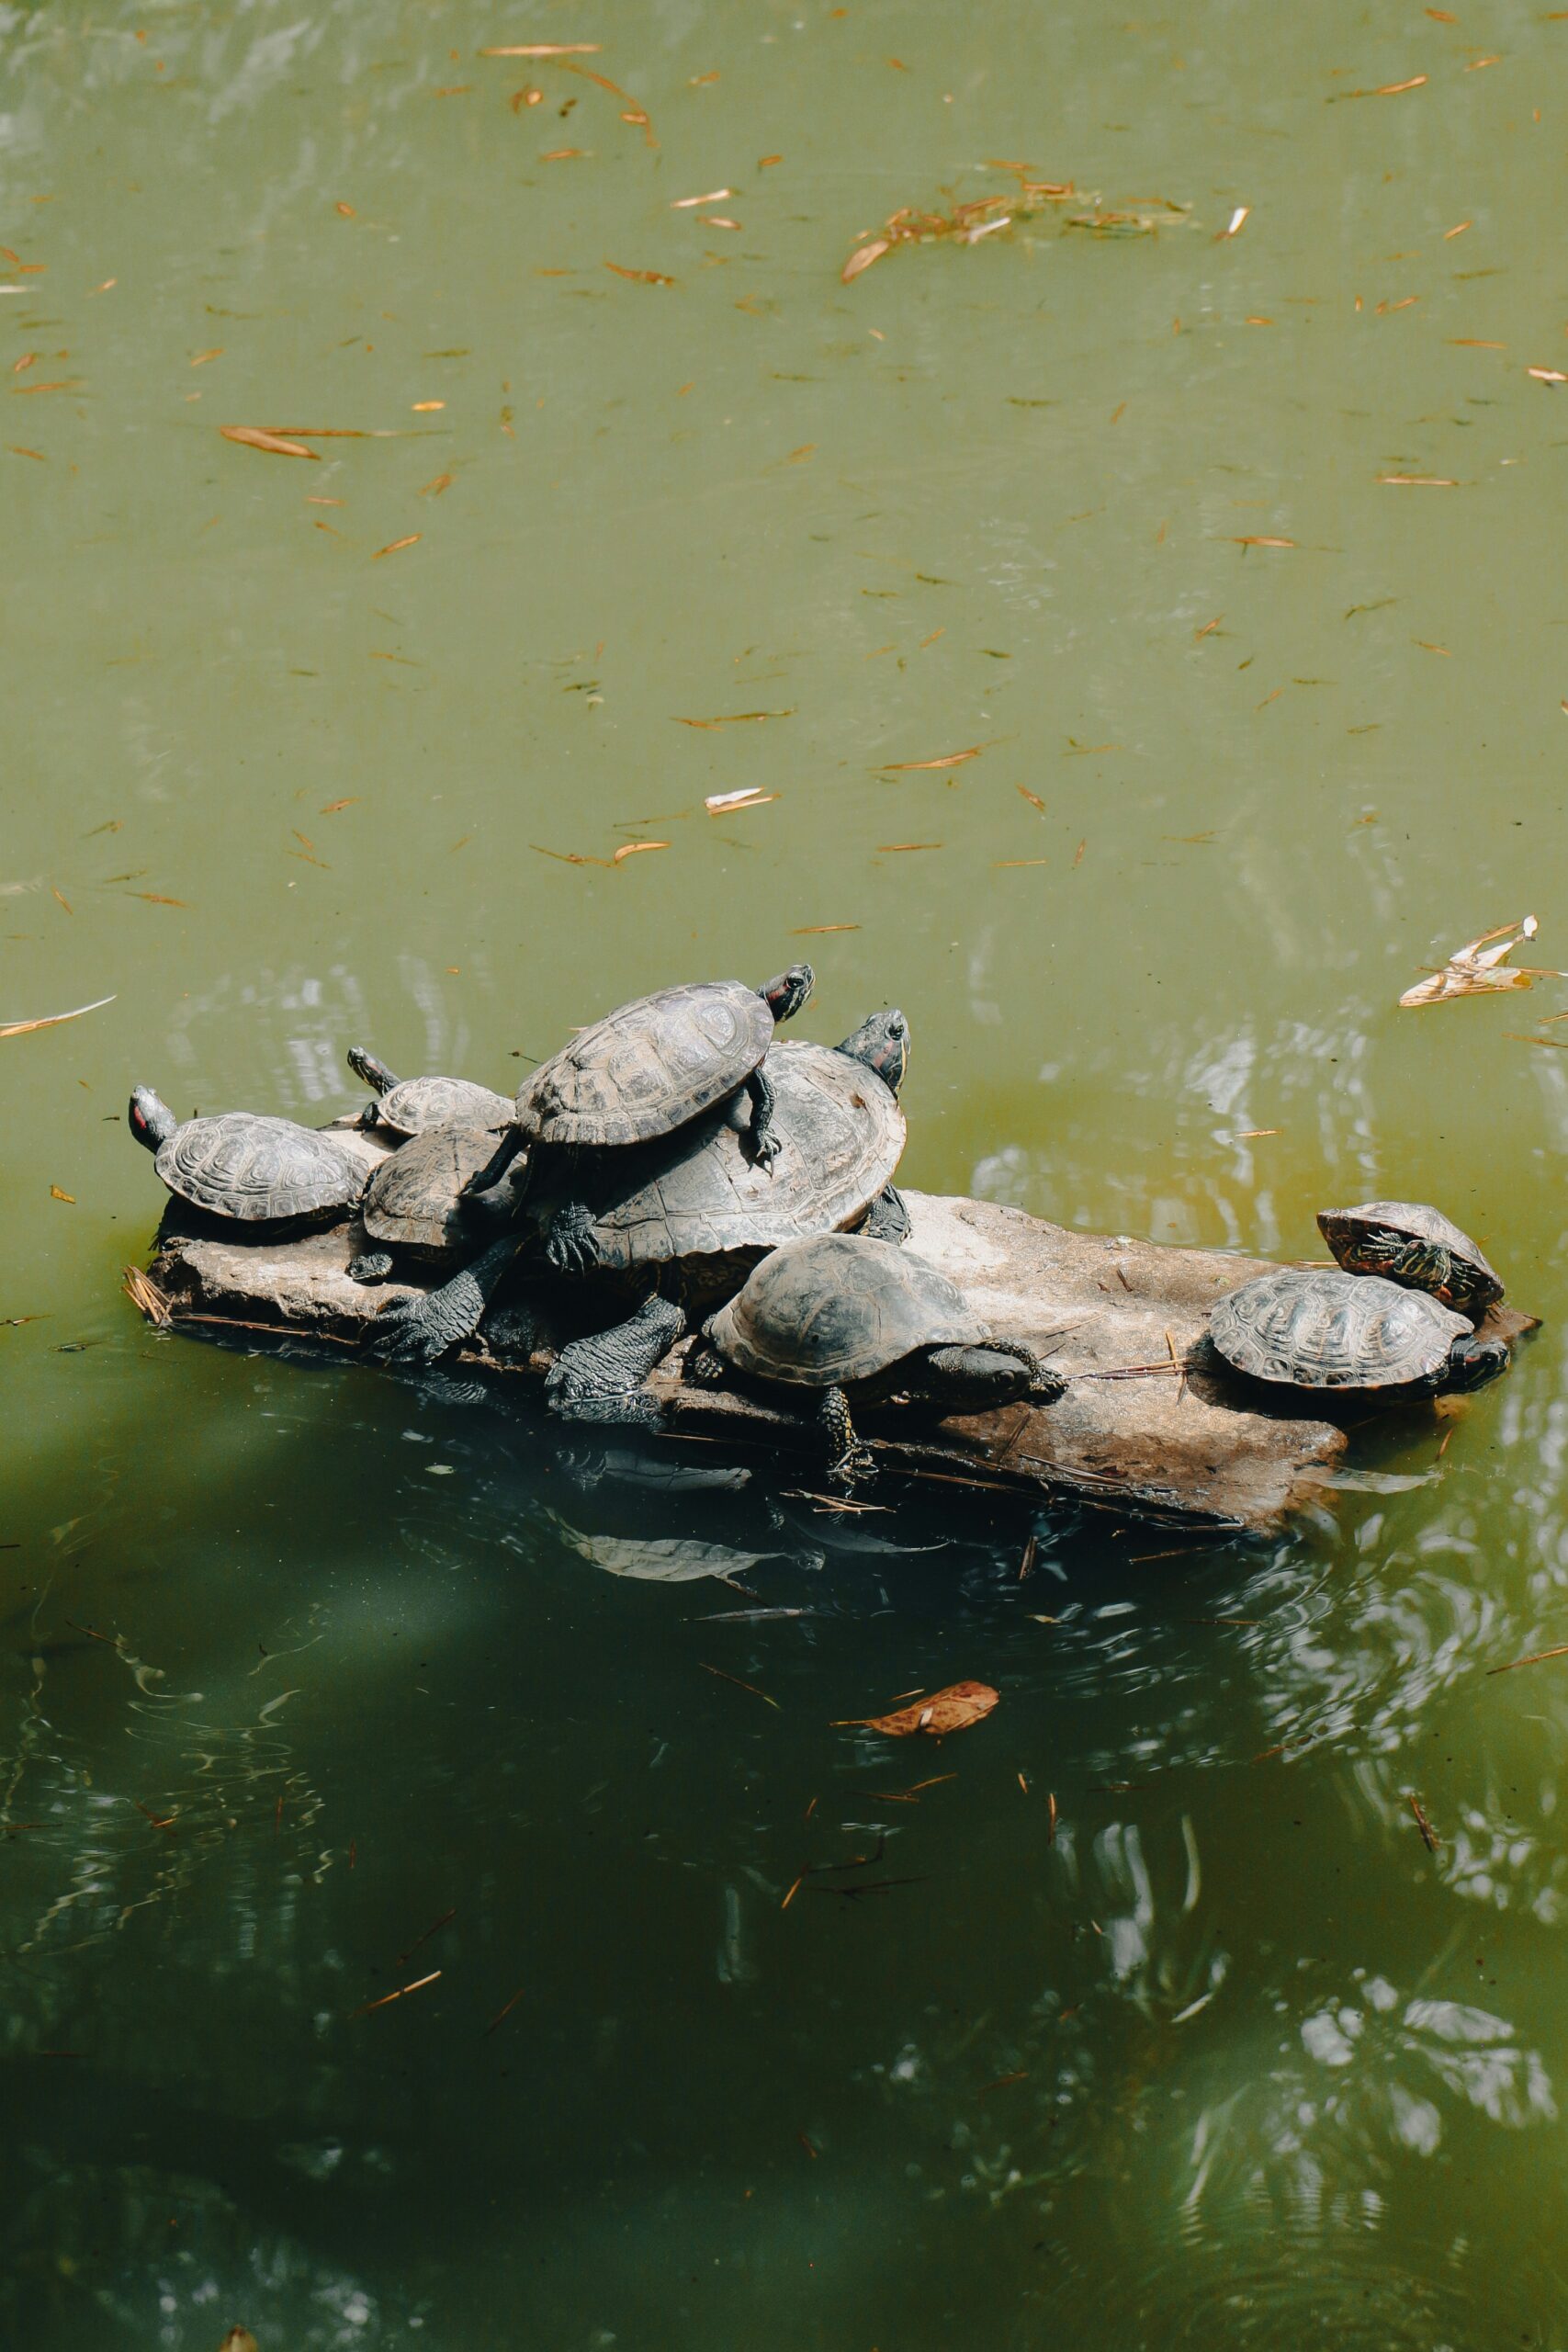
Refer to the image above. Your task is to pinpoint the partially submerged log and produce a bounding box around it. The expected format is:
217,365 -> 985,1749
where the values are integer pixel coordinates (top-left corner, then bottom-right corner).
133,1166 -> 1532,1536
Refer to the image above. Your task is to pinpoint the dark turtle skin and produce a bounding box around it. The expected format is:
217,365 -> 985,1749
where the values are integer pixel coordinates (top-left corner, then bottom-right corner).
1316,1199 -> 1502,1319
691,1231 -> 1066,1486
540,1011 -> 911,1419
130,1086 -> 367,1227
345,1046 -> 513,1139
363,966 -> 814,1369
1210,1267 -> 1508,1396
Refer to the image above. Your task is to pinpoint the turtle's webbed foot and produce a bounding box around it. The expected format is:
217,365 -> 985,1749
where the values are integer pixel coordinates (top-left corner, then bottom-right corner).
361,1238 -> 516,1367
347,1250 -> 395,1286
820,1385 -> 876,1488
862,1184 -> 911,1245
545,1294 -> 686,1412
543,1200 -> 603,1276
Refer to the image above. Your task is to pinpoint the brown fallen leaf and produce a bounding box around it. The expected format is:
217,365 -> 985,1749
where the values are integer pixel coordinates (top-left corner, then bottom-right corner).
837,1679 -> 999,1736
348,1968 -> 441,2019
220,424 -> 319,459
705,788 -> 775,813
1408,1792 -> 1441,1852
1016,784 -> 1046,810
842,237 -> 892,283
604,262 -> 676,286
1231,535 -> 1294,548
881,744 -> 984,772
672,188 -> 735,209
1488,1641 -> 1568,1675
418,470 -> 454,497
1528,368 -> 1568,385
1399,915 -> 1560,1007
122,1263 -> 172,1328
1378,474 -> 1457,487
674,709 -> 795,728
372,534 -> 421,560
127,892 -> 188,907
50,1185 -> 74,1203
613,841 -> 669,863
878,841 -> 942,852
0,993 -> 115,1039
320,797 -> 359,814
791,922 -> 860,934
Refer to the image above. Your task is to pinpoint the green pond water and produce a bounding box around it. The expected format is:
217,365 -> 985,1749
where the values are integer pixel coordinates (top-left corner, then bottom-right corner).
5,0 -> 1568,2342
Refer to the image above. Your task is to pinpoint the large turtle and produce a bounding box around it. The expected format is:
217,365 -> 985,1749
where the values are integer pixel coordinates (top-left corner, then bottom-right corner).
366,964 -> 814,1365
345,1046 -> 513,1139
130,1086 -> 368,1227
1316,1199 -> 1502,1319
361,1009 -> 910,1394
1209,1267 -> 1508,1397
691,1231 -> 1065,1486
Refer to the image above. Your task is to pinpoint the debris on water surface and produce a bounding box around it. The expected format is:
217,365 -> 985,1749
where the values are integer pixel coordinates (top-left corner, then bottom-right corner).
838,1679 -> 999,1736
1400,916 -> 1556,1008
840,168 -> 1188,282
0,992 -> 114,1038
220,424 -> 318,458
1408,1792 -> 1441,1852
218,2331 -> 259,2352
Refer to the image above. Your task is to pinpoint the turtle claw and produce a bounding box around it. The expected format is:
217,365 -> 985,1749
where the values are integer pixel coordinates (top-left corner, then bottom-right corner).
362,1295 -> 446,1366
542,1202 -> 601,1276
750,1129 -> 783,1175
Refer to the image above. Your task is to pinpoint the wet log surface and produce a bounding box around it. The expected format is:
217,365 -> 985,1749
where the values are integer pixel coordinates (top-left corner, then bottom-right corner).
135,1148 -> 1531,1535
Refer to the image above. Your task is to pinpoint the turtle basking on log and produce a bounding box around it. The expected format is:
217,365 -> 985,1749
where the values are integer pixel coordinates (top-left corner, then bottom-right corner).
346,1123 -> 525,1284
362,964 -> 815,1367
691,1230 -> 1066,1486
1208,1267 -> 1509,1399
130,1086 -> 368,1230
344,1046 -> 513,1139
1316,1199 -> 1502,1319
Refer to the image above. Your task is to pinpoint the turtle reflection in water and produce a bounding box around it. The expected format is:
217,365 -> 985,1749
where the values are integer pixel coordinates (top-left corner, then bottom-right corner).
129,1087 -> 368,1230
692,1232 -> 1065,1487
1209,1268 -> 1509,1398
364,963 -> 815,1368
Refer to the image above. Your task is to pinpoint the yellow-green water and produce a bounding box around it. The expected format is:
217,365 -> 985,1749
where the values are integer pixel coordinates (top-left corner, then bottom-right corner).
5,1 -> 1568,2343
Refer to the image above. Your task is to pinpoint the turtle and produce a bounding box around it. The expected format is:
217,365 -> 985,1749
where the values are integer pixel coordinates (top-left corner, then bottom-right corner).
1315,1199 -> 1502,1319
361,1008 -> 910,1392
689,1231 -> 1066,1486
538,1008 -> 913,1416
129,1086 -> 368,1228
346,1123 -> 524,1283
1208,1267 -> 1509,1397
364,964 -> 814,1366
344,1046 -> 513,1139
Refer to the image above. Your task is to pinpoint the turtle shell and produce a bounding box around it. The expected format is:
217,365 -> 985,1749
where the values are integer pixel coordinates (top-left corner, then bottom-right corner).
155,1114 -> 367,1224
553,1041 -> 906,1273
1210,1268 -> 1470,1390
706,1233 -> 986,1388
374,1075 -> 513,1138
362,1125 -> 502,1257
1316,1198 -> 1502,1316
516,979 -> 773,1148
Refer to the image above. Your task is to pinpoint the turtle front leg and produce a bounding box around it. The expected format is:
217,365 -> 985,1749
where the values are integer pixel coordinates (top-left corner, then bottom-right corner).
820,1385 -> 876,1487
744,1066 -> 783,1170
460,1123 -> 526,1200
361,1235 -> 520,1367
542,1199 -> 604,1275
545,1295 -> 687,1419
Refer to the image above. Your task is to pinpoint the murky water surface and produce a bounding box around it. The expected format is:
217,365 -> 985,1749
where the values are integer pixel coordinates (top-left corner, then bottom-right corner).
5,1 -> 1568,2343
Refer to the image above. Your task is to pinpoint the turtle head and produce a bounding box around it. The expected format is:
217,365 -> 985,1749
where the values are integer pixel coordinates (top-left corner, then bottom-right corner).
757,963 -> 815,1024
346,1045 -> 398,1096
129,1086 -> 177,1152
838,1007 -> 909,1097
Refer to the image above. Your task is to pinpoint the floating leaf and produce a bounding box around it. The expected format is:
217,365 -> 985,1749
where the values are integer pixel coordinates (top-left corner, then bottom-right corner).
705,787 -> 775,813
1400,916 -> 1560,1008
840,1679 -> 999,1736
0,993 -> 114,1038
612,841 -> 669,863
372,534 -> 421,560
220,424 -> 319,459
842,237 -> 892,283
479,41 -> 602,55
675,708 -> 794,728
882,744 -> 984,772
604,262 -> 676,286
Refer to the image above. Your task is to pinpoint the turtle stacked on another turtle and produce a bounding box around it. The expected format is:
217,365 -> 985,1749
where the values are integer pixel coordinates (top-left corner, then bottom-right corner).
1208,1197 -> 1509,1400
361,965 -> 815,1368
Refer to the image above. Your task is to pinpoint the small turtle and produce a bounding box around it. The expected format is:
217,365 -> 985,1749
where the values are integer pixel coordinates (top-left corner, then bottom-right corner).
692,1232 -> 1065,1486
344,1046 -> 513,1138
363,1008 -> 909,1390
347,1124 -> 520,1283
1209,1267 -> 1508,1397
130,1086 -> 368,1227
1316,1199 -> 1502,1318
367,965 -> 813,1366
